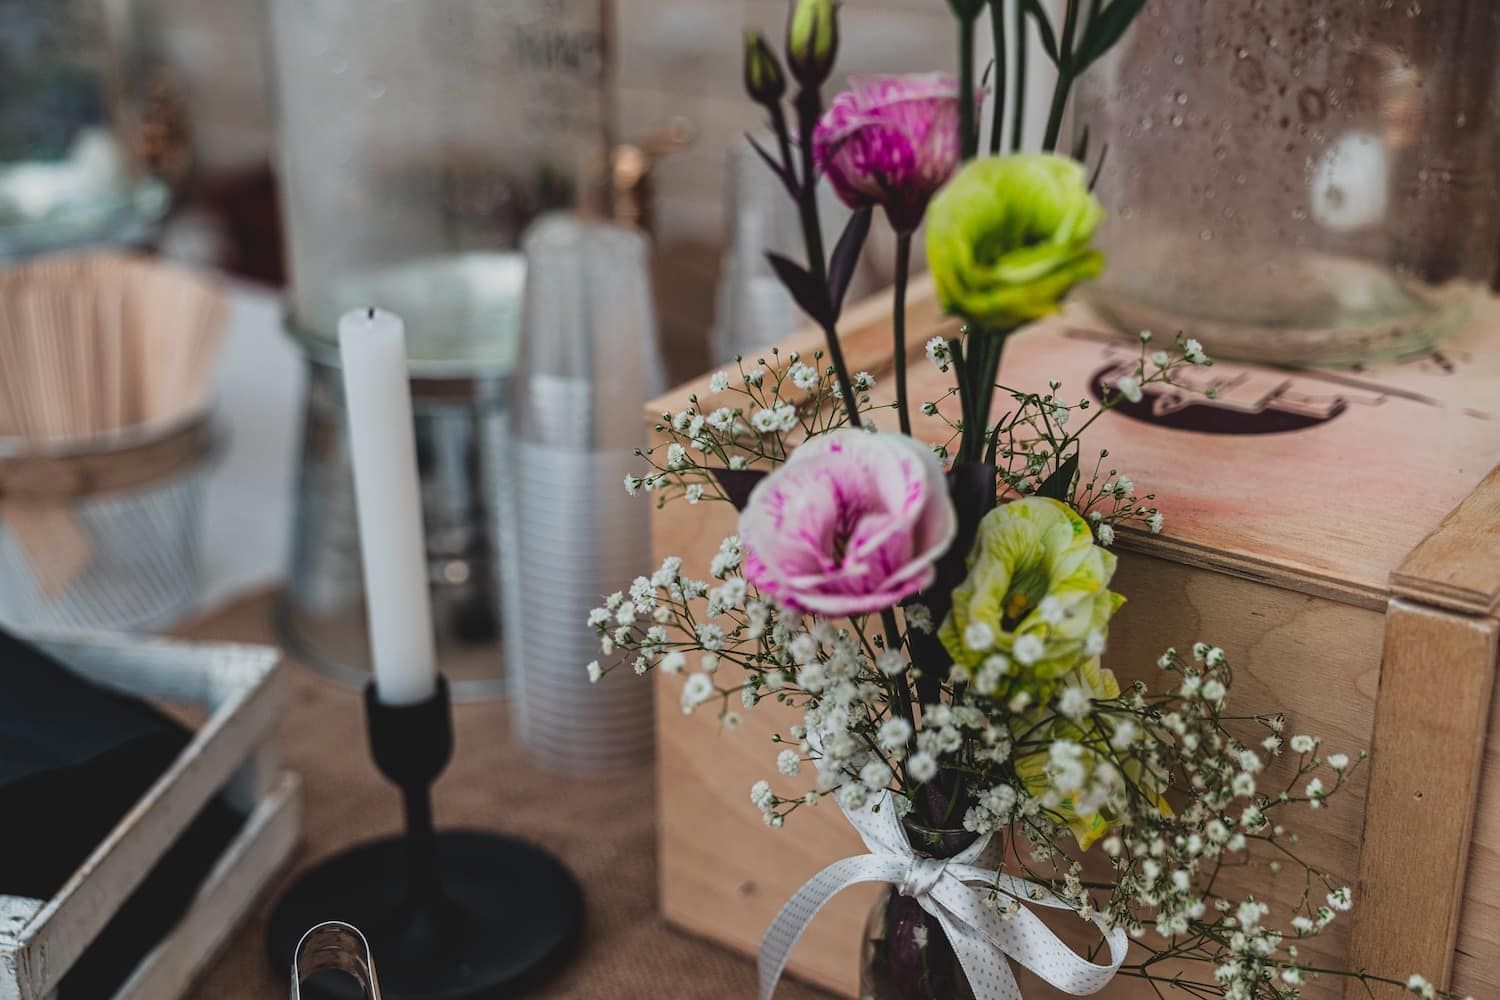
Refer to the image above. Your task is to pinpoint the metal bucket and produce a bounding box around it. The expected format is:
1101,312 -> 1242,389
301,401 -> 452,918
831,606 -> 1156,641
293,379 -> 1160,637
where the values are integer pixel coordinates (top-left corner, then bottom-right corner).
276,332 -> 508,701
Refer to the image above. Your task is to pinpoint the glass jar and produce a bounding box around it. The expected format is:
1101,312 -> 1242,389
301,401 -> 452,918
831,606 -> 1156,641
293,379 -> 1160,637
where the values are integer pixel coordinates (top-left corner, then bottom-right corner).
0,0 -> 170,258
1072,0 -> 1500,366
267,0 -> 614,369
859,825 -> 978,1000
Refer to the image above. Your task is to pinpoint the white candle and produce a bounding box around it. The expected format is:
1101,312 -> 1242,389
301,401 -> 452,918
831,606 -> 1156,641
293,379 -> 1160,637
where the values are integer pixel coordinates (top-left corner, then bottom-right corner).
337,307 -> 438,706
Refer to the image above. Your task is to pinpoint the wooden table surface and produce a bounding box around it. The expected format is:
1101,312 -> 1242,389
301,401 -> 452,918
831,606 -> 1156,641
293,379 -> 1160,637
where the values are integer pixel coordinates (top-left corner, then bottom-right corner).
177,588 -> 834,1000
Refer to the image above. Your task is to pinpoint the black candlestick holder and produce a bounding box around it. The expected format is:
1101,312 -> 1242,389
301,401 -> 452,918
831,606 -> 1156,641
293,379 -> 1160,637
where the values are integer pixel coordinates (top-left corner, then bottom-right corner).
267,678 -> 583,999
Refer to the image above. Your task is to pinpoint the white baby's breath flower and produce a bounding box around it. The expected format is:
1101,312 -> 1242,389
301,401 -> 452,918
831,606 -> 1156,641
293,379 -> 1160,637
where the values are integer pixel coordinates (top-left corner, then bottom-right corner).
877,717 -> 913,752
777,749 -> 801,776
1116,375 -> 1143,403
788,363 -> 818,390
695,623 -> 726,650
904,604 -> 934,633
924,337 -> 951,371
659,651 -> 686,675
685,484 -> 705,504
1184,338 -> 1209,364
1327,886 -> 1353,911
1012,634 -> 1045,665
963,621 -> 996,652
1147,512 -> 1164,534
750,779 -> 775,810
708,371 -> 729,393
1290,734 -> 1318,754
751,408 -> 780,433
908,752 -> 938,783
681,673 -> 714,712
860,760 -> 893,792
586,660 -> 603,683
876,650 -> 909,677
1328,752 -> 1350,771
1096,523 -> 1115,546
1057,686 -> 1091,721
1038,596 -> 1067,625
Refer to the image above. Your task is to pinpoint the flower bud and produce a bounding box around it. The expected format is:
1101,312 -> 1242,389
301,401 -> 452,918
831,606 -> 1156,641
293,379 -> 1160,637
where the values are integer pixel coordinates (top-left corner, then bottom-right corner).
742,31 -> 786,106
786,0 -> 838,86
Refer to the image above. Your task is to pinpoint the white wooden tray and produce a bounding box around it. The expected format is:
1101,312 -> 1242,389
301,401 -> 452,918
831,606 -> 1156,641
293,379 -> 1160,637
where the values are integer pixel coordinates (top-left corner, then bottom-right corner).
0,630 -> 302,1000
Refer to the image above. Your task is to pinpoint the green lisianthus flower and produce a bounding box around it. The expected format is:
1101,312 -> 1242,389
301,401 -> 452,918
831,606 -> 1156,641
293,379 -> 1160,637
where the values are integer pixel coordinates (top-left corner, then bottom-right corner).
1012,658 -> 1172,850
924,153 -> 1105,328
939,497 -> 1122,703
1011,658 -> 1121,850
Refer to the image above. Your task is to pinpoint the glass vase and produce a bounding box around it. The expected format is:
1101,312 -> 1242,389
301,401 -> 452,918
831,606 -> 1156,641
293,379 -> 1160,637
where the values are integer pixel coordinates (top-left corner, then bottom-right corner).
858,824 -> 978,1000
1071,0 -> 1500,367
266,0 -> 614,369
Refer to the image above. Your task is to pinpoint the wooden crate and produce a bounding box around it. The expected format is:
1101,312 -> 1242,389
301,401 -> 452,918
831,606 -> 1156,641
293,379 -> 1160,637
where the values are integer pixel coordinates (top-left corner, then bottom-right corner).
647,280 -> 1500,998
0,631 -> 301,1000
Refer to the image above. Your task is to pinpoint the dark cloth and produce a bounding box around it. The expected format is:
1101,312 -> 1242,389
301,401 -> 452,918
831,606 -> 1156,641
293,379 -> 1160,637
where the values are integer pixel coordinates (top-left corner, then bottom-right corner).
0,628 -> 242,997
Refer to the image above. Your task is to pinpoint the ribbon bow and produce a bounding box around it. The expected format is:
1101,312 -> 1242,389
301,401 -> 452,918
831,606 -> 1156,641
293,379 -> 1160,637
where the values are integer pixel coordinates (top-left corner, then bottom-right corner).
758,789 -> 1128,1000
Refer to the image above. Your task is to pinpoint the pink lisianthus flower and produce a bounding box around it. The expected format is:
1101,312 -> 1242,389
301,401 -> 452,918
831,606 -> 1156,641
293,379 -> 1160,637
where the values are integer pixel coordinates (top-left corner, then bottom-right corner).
740,430 -> 958,616
812,73 -> 965,233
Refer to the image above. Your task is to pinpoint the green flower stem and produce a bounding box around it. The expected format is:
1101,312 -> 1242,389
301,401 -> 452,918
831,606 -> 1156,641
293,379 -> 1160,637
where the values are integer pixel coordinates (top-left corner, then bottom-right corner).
1010,0 -> 1027,151
988,0 -> 1007,156
879,607 -> 918,741
1041,0 -> 1081,153
957,13 -> 978,160
947,335 -> 972,447
793,87 -> 863,429
768,101 -> 797,196
892,231 -> 914,435
973,328 -> 1008,455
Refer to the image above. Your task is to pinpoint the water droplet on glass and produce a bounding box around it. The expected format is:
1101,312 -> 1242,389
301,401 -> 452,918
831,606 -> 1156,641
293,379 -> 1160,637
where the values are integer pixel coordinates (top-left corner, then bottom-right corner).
1237,47 -> 1250,60
1170,114 -> 1184,127
1175,91 -> 1188,106
1213,145 -> 1229,161
1291,207 -> 1308,221
1199,229 -> 1214,241
1173,53 -> 1185,66
1455,112 -> 1468,128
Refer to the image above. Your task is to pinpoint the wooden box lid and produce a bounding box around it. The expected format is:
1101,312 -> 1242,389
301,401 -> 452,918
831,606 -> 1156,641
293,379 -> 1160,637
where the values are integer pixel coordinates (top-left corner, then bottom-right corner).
907,288 -> 1500,611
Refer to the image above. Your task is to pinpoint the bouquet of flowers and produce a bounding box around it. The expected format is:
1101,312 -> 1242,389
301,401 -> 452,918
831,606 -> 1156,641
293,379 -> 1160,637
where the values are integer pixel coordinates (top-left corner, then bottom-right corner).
590,3 -> 1470,998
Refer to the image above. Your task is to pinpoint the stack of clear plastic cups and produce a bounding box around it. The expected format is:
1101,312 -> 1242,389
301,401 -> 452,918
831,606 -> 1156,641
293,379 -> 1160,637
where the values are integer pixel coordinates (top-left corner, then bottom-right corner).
501,214 -> 665,774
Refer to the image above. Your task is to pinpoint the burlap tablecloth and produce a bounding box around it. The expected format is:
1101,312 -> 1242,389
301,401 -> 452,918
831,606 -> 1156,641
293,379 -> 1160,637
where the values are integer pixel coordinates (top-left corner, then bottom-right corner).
180,589 -> 834,999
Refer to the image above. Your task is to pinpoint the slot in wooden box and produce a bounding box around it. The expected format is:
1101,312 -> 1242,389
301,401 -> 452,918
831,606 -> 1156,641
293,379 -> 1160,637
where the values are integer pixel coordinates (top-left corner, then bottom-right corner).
648,281 -> 1500,998
0,631 -> 301,1000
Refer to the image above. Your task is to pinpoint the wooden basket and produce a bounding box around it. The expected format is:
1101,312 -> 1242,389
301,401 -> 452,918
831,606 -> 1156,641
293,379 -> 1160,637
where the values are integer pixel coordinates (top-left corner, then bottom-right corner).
646,280 -> 1500,999
0,630 -> 301,1000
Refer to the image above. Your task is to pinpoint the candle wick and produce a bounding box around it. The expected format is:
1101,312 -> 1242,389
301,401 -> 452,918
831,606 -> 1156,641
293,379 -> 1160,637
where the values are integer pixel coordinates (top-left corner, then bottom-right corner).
367,307 -> 376,320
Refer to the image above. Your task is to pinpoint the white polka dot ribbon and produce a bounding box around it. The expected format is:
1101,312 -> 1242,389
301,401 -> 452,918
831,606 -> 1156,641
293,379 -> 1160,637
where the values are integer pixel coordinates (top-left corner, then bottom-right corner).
757,789 -> 1128,1000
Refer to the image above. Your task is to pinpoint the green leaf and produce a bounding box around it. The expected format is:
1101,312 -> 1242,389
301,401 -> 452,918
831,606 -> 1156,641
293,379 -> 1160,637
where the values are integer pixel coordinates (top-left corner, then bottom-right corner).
1023,0 -> 1060,66
827,207 -> 872,322
1075,0 -> 1147,70
1035,452 -> 1079,502
765,252 -> 831,328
